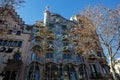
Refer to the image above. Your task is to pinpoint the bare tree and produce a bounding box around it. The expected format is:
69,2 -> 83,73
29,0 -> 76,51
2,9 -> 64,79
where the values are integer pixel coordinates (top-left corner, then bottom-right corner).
79,5 -> 120,80
0,0 -> 25,18
0,0 -> 25,8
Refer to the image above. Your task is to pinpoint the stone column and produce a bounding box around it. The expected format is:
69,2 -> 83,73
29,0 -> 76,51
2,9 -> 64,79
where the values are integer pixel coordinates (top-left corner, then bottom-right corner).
74,66 -> 79,80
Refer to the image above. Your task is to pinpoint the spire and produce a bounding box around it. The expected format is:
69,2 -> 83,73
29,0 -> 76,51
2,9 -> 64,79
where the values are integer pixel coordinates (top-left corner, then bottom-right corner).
43,5 -> 50,26
45,5 -> 49,12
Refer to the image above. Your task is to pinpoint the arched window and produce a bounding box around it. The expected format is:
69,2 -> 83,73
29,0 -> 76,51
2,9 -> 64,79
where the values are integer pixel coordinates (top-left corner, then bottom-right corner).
46,52 -> 53,58
70,66 -> 77,80
62,65 -> 77,80
43,64 -> 77,80
16,31 -> 21,35
31,53 -> 35,60
28,64 -> 40,80
78,66 -> 87,80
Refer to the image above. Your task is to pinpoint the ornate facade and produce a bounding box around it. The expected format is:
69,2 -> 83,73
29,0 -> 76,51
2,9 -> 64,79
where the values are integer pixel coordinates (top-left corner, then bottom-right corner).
0,7 -> 30,80
24,6 -> 111,80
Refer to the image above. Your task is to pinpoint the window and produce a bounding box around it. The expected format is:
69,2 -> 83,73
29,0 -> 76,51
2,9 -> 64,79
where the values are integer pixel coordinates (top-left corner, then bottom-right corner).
7,30 -> 12,34
78,66 -> 87,80
63,42 -> 69,46
76,54 -> 83,63
7,41 -> 12,46
89,64 -> 98,77
47,41 -> 53,44
101,65 -> 108,74
5,48 -> 13,53
46,53 -> 53,58
3,71 -> 17,80
14,53 -> 21,61
0,40 -> 3,46
13,41 -> 18,47
48,23 -> 54,27
62,53 -> 71,59
16,31 -> 21,35
17,41 -> 22,47
31,53 -> 35,60
62,25 -> 67,30
28,65 -> 40,80
97,51 -> 102,57
2,40 -> 8,46
0,20 -> 3,24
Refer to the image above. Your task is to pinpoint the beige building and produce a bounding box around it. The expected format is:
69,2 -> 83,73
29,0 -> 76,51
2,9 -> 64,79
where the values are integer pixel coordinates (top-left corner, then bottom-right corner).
0,7 -> 30,80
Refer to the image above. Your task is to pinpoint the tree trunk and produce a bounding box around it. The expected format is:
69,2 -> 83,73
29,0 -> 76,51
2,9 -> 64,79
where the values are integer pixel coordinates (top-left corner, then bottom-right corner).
110,58 -> 118,80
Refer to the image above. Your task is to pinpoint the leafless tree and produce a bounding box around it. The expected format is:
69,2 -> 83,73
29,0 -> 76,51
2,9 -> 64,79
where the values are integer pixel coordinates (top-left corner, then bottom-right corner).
0,0 -> 25,8
79,5 -> 120,80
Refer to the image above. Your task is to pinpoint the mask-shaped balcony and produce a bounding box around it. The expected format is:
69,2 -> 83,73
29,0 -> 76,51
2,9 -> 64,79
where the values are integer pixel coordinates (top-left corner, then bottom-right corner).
46,34 -> 54,41
62,46 -> 70,52
34,32 -> 43,41
46,44 -> 54,52
62,35 -> 69,42
88,54 -> 97,60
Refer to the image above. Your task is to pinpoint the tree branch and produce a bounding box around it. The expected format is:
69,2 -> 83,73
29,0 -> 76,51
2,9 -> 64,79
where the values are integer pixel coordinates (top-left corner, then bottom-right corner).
112,46 -> 120,58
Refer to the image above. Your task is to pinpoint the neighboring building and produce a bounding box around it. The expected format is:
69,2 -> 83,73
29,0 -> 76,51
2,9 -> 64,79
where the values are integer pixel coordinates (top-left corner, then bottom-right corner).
24,6 -> 111,80
0,7 -> 30,80
114,58 -> 120,77
115,58 -> 120,75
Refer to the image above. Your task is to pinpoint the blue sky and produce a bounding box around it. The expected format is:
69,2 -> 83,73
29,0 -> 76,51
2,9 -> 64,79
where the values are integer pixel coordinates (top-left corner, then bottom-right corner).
16,0 -> 120,25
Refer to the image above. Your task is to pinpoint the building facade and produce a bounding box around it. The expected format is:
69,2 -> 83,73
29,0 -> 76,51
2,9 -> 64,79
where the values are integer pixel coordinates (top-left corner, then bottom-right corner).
113,58 -> 120,79
0,7 -> 30,80
24,6 -> 111,80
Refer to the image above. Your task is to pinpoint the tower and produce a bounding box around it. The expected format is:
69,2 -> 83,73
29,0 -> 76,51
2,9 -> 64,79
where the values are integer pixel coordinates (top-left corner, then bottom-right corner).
43,6 -> 50,26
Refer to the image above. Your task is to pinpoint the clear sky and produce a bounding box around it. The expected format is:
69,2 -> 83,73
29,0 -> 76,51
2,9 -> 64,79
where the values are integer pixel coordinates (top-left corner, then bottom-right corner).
16,0 -> 120,25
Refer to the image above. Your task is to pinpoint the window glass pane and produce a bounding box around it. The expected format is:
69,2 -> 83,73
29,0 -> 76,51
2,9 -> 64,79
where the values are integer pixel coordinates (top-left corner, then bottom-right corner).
0,20 -> 3,24
5,48 -> 13,53
46,53 -> 53,58
62,54 -> 66,59
16,31 -> 21,35
31,53 -> 35,60
0,39 -> 2,45
14,53 -> 21,60
18,41 -> 22,47
97,51 -> 102,57
8,41 -> 12,46
13,41 -> 17,47
0,47 -> 6,52
0,40 -> 4,46
2,40 -> 7,46
7,30 -> 12,34
62,25 -> 67,30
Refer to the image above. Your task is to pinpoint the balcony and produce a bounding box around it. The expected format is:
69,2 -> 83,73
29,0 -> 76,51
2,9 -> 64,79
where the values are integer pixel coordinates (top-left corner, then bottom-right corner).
62,46 -> 70,52
62,35 -> 69,42
46,44 -> 54,52
88,54 -> 97,60
34,32 -> 43,40
46,34 -> 54,41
